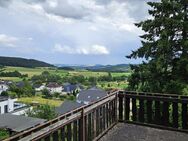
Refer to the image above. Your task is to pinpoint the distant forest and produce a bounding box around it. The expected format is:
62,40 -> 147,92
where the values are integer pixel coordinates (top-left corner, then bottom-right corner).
0,56 -> 54,68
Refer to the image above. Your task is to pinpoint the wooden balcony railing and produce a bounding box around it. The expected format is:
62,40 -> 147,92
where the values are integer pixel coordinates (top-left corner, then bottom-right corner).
118,91 -> 188,132
3,90 -> 188,141
4,91 -> 118,141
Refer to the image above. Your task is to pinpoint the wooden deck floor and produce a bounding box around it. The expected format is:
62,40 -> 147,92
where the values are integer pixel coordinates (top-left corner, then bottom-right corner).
99,123 -> 188,141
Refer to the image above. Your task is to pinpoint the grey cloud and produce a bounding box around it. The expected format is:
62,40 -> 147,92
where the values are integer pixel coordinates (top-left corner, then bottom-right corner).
0,0 -> 12,7
43,1 -> 90,19
23,0 -> 46,4
95,0 -> 158,21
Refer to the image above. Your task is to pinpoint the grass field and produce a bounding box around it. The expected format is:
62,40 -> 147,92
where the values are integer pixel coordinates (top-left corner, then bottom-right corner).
98,81 -> 128,90
3,67 -> 57,77
18,96 -> 63,107
0,66 -> 131,81
0,77 -> 22,81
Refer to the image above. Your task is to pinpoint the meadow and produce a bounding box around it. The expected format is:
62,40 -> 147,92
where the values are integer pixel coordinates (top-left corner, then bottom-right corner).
18,96 -> 63,107
0,66 -> 131,81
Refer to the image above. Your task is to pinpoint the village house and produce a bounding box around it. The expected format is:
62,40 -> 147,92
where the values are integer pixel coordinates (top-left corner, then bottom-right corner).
62,83 -> 84,95
0,96 -> 16,114
0,96 -> 30,115
0,80 -> 11,94
46,82 -> 63,94
33,84 -> 45,91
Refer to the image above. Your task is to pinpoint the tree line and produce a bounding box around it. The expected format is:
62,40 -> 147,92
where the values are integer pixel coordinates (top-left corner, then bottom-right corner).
0,56 -> 54,68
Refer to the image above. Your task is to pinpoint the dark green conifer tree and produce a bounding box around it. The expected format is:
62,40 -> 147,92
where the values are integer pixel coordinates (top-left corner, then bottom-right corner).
127,0 -> 188,94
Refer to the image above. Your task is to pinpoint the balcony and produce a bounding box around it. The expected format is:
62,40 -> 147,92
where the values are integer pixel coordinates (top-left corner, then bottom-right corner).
4,91 -> 188,141
99,123 -> 188,141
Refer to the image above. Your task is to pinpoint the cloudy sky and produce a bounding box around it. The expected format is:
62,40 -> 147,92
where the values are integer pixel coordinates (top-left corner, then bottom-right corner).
0,0 -> 156,65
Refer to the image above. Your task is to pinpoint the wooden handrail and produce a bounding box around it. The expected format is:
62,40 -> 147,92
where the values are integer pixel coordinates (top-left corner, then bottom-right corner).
4,90 -> 188,141
4,90 -> 118,141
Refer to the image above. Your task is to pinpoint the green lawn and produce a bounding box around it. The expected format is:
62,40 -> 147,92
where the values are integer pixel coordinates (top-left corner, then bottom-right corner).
0,77 -> 22,82
18,96 -> 63,107
3,67 -> 57,77
98,81 -> 128,90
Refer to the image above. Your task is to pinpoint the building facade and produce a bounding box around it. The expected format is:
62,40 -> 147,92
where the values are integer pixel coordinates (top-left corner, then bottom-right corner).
0,97 -> 17,114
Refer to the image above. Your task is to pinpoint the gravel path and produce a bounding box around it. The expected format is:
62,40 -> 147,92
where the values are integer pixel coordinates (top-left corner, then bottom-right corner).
99,123 -> 188,141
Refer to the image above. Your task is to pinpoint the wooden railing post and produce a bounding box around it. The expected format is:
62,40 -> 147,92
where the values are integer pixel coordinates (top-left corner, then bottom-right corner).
132,97 -> 137,122
182,102 -> 188,129
162,101 -> 169,126
118,94 -> 123,121
44,135 -> 51,141
125,96 -> 130,121
73,120 -> 78,141
79,108 -> 85,141
61,127 -> 65,141
146,100 -> 152,123
93,110 -> 97,139
138,93 -> 145,123
52,130 -> 59,141
154,100 -> 161,125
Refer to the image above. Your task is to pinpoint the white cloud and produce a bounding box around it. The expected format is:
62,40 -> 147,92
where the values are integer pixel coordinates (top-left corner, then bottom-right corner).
53,44 -> 109,55
0,34 -> 19,47
0,0 -> 153,64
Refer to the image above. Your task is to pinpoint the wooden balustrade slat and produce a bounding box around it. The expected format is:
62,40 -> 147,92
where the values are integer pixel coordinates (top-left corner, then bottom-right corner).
67,123 -> 72,141
146,100 -> 152,123
162,101 -> 169,126
61,127 -> 65,141
118,95 -> 123,121
106,103 -> 109,128
52,130 -> 58,141
96,109 -> 100,136
87,113 -> 92,141
125,97 -> 130,121
84,115 -> 88,141
182,103 -> 188,129
73,120 -> 78,141
44,135 -> 51,141
139,99 -> 145,122
154,101 -> 161,125
132,98 -> 137,121
103,105 -> 106,131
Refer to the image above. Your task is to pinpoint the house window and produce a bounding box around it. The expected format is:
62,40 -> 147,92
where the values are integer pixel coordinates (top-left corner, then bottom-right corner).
4,105 -> 8,113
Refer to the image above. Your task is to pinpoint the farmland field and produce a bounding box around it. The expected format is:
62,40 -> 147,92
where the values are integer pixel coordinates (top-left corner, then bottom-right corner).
1,66 -> 131,80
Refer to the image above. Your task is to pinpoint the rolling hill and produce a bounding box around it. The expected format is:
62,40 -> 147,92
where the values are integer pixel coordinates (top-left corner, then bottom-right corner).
0,56 -> 54,68
56,64 -> 130,72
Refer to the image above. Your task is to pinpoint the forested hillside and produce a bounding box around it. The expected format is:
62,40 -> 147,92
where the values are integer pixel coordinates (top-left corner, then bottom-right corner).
0,56 -> 54,68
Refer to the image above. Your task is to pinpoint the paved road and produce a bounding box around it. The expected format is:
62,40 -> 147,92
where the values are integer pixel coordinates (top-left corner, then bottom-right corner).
99,123 -> 188,141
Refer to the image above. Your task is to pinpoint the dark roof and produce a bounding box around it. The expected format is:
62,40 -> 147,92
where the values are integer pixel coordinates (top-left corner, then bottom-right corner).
77,87 -> 107,104
55,101 -> 84,115
0,80 -> 12,85
33,84 -> 42,88
0,96 -> 8,102
0,114 -> 46,132
46,83 -> 62,88
16,81 -> 25,88
63,84 -> 77,92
